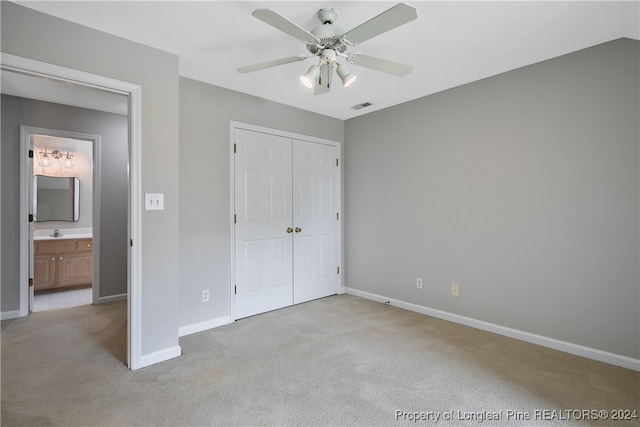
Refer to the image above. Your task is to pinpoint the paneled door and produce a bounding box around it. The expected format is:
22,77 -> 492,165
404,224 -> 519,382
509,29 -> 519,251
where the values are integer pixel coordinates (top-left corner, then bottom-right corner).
234,129 -> 293,319
234,127 -> 340,319
292,140 -> 340,304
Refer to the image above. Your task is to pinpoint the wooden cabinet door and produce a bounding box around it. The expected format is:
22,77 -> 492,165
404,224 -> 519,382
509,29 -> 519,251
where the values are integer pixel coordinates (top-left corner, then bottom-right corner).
57,252 -> 93,287
34,254 -> 57,291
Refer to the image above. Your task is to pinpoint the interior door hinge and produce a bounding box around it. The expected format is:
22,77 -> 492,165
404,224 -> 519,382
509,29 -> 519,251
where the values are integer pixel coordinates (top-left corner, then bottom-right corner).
28,150 -> 34,158
130,239 -> 133,247
234,214 -> 237,224
336,158 -> 339,167
28,214 -> 33,223
234,143 -> 237,153
337,266 -> 340,275
29,278 -> 34,287
234,285 -> 237,295
336,212 -> 339,221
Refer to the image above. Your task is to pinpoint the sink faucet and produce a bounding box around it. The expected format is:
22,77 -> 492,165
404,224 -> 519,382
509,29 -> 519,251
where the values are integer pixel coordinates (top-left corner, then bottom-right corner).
51,229 -> 62,238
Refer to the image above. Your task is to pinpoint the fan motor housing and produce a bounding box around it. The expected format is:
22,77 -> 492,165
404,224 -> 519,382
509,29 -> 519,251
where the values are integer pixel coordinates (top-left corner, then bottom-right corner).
308,24 -> 346,54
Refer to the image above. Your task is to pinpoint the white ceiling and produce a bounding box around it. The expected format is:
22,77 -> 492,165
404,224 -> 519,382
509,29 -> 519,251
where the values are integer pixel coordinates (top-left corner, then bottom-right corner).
9,1 -> 640,120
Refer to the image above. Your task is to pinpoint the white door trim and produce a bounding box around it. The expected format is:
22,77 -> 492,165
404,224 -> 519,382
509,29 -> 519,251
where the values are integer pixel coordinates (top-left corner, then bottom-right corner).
2,52 -> 143,370
229,121 -> 342,322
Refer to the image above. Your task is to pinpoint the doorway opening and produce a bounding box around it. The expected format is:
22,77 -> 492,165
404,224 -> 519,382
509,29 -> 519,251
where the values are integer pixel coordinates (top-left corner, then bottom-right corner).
27,131 -> 98,312
3,52 -> 143,369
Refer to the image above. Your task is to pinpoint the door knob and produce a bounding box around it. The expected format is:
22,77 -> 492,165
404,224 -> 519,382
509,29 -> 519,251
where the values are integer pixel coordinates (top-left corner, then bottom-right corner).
286,227 -> 293,233
295,227 -> 302,233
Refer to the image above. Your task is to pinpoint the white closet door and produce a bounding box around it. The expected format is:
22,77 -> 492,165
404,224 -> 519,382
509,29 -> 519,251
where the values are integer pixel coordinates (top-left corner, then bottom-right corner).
234,129 -> 293,319
292,140 -> 340,304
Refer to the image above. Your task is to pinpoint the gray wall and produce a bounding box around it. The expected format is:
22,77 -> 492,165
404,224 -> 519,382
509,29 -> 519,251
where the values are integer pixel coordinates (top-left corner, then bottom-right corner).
2,2 -> 180,356
178,77 -> 344,328
1,95 -> 128,305
344,38 -> 639,359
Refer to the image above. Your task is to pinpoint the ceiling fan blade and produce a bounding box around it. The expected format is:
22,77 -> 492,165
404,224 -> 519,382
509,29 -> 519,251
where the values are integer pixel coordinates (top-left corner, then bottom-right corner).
237,56 -> 309,73
340,3 -> 417,46
252,9 -> 318,44
350,54 -> 413,77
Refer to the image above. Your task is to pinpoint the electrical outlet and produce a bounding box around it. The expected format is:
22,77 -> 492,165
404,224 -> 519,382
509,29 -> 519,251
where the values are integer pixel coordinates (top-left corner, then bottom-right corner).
416,278 -> 423,289
451,283 -> 460,297
202,289 -> 210,302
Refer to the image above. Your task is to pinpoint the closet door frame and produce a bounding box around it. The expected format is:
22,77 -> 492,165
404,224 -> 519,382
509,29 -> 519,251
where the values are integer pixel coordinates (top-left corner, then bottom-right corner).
229,121 -> 343,321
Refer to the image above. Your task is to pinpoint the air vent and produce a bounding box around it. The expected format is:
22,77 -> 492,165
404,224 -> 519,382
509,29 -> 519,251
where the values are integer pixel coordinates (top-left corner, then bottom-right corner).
351,102 -> 374,110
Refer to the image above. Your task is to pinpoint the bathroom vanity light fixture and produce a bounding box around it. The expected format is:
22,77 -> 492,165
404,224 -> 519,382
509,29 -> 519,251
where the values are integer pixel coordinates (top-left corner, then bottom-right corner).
39,148 -> 53,167
61,151 -> 74,169
39,149 -> 74,169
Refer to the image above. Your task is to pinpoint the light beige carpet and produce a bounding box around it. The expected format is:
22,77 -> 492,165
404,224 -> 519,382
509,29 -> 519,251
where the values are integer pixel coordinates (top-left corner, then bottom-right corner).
2,294 -> 638,426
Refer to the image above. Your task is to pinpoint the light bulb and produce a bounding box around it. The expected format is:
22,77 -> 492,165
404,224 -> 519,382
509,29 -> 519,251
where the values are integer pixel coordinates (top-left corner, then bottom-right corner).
343,74 -> 357,87
40,150 -> 52,167
337,64 -> 357,88
300,75 -> 314,89
300,65 -> 320,89
62,152 -> 74,169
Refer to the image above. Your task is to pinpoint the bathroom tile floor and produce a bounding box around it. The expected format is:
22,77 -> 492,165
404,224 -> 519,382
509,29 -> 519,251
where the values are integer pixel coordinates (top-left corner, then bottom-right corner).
33,288 -> 92,312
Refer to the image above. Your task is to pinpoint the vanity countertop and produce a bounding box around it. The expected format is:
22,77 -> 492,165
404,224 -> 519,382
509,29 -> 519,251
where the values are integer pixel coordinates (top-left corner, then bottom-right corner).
33,228 -> 92,241
34,233 -> 92,241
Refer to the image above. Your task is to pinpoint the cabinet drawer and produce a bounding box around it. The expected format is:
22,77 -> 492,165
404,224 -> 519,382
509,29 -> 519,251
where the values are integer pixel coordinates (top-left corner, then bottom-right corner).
35,239 -> 76,255
75,239 -> 93,252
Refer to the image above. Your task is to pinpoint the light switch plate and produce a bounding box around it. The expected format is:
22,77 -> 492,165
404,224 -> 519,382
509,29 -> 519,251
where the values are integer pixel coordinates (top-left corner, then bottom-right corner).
145,193 -> 164,211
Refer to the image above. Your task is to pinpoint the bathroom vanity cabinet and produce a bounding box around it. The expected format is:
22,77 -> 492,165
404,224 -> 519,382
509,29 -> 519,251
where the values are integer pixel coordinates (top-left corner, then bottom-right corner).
34,238 -> 92,293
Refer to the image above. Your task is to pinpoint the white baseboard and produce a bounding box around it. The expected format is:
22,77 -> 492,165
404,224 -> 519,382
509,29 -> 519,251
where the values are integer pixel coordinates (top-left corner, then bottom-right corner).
98,293 -> 127,304
344,287 -> 640,372
139,345 -> 182,369
1,310 -> 22,321
179,316 -> 232,337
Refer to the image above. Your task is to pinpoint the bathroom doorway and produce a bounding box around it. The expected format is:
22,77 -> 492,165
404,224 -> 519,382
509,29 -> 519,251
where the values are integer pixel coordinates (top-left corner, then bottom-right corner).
28,132 -> 97,312
22,114 -> 130,314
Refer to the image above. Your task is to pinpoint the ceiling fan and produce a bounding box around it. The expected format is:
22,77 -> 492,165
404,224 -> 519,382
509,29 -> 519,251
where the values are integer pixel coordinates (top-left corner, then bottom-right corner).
237,3 -> 418,95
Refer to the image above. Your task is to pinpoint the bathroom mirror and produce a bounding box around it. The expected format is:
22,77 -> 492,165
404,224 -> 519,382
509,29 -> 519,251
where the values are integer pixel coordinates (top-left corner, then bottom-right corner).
34,175 -> 80,222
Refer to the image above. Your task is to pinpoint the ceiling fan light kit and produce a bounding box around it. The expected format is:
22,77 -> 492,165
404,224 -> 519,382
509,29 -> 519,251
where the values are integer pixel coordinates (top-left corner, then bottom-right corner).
336,63 -> 357,87
237,3 -> 417,95
300,65 -> 320,88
